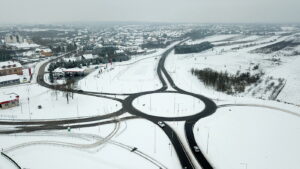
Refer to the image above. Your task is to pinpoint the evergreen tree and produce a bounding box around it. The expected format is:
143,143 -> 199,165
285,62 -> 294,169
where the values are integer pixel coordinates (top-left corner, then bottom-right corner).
49,70 -> 54,83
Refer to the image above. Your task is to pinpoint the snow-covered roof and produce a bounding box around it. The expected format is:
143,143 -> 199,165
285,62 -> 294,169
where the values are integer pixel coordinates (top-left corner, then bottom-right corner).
53,68 -> 65,73
41,48 -> 52,53
115,50 -> 124,54
137,49 -> 145,53
63,57 -> 78,62
83,54 -> 94,59
0,61 -> 22,70
0,74 -> 20,82
63,68 -> 85,73
23,50 -> 36,57
7,43 -> 39,49
0,93 -> 19,104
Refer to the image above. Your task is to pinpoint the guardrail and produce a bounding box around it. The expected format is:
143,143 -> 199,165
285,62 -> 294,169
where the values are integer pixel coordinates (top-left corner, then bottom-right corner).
1,152 -> 22,169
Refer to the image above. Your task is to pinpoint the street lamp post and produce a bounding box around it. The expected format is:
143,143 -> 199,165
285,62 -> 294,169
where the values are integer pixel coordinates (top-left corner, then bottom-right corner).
204,127 -> 210,155
153,125 -> 157,153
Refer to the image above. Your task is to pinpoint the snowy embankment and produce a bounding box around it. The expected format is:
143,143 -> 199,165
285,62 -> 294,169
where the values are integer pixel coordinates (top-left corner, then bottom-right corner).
267,54 -> 300,105
193,106 -> 300,169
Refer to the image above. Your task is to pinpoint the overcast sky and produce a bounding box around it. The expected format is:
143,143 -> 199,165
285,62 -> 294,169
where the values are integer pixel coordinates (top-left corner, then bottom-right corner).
0,0 -> 299,24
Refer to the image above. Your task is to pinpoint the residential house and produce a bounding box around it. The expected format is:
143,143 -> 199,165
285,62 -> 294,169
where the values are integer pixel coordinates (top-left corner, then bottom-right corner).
0,74 -> 20,87
0,93 -> 19,109
0,61 -> 23,76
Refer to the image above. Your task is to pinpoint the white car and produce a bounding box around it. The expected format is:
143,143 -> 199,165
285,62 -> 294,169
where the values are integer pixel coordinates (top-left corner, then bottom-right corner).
193,146 -> 200,152
158,121 -> 165,128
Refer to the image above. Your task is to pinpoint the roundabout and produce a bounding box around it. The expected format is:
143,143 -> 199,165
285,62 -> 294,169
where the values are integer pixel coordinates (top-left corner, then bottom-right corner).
132,92 -> 205,118
123,90 -> 214,121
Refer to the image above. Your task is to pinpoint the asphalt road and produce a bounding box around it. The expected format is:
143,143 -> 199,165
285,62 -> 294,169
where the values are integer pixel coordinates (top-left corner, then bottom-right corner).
0,42 -> 218,169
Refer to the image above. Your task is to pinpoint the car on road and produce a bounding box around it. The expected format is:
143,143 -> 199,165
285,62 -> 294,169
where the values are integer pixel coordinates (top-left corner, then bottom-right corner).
131,147 -> 138,152
158,121 -> 165,128
193,146 -> 200,152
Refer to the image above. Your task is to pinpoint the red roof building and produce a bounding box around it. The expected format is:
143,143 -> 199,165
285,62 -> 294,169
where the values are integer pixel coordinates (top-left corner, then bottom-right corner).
0,93 -> 19,109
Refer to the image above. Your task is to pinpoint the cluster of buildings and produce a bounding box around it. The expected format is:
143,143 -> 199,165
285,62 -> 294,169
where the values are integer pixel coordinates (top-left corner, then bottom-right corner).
0,61 -> 24,109
4,33 -> 35,45
0,61 -> 23,87
0,24 -> 189,109
53,67 -> 87,79
1,33 -> 53,63
5,33 -> 24,43
74,24 -> 188,58
0,61 -> 23,76
0,61 -> 22,109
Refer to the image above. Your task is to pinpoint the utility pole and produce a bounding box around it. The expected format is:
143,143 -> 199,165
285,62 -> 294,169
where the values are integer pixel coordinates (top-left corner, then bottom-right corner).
206,131 -> 210,154
153,125 -> 156,153
177,103 -> 179,116
240,163 -> 248,169
205,127 -> 210,155
173,96 -> 176,116
150,95 -> 152,112
76,99 -> 79,117
170,143 -> 172,156
193,97 -> 195,112
27,97 -> 31,117
168,142 -> 173,156
20,103 -> 23,114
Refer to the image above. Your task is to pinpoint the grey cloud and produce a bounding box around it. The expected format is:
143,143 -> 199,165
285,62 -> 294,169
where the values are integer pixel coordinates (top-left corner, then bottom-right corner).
0,0 -> 299,24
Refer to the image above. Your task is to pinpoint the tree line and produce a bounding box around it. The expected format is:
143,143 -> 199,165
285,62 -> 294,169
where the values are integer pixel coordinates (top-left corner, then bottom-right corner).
184,29 -> 215,40
174,42 -> 213,54
48,58 -> 101,72
253,40 -> 300,54
141,41 -> 171,49
0,50 -> 13,61
191,68 -> 262,94
48,55 -> 130,83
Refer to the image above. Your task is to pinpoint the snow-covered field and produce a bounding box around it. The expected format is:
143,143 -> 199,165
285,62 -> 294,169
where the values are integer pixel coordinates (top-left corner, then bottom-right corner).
184,34 -> 239,45
0,84 -> 121,120
76,50 -> 164,93
165,33 -> 300,105
194,106 -> 300,169
133,93 -> 205,117
0,155 -> 15,169
0,119 -> 181,169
